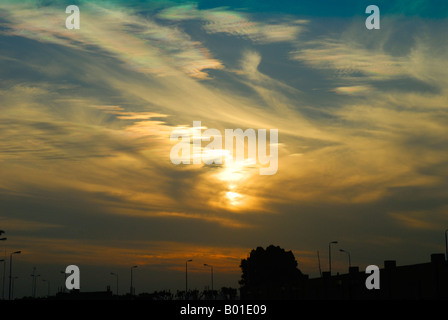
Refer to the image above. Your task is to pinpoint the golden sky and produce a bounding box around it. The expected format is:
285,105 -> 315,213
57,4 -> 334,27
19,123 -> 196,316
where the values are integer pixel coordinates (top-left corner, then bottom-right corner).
1,0 -> 448,296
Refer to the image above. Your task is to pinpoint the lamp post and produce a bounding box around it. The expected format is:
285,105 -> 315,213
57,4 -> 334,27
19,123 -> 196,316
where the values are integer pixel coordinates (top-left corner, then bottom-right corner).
0,234 -> 6,300
185,259 -> 192,299
328,241 -> 338,276
0,259 -> 5,300
11,276 -> 18,300
339,249 -> 351,270
111,272 -> 119,296
445,229 -> 448,261
204,264 -> 214,299
130,266 -> 137,296
8,251 -> 21,300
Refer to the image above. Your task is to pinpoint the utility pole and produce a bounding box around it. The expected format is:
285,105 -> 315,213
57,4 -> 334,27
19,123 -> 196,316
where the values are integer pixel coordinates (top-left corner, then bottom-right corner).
31,267 -> 40,298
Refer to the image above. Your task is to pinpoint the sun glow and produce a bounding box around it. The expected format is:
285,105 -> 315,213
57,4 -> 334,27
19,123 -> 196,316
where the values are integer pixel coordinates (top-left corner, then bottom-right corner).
226,191 -> 243,206
213,154 -> 256,207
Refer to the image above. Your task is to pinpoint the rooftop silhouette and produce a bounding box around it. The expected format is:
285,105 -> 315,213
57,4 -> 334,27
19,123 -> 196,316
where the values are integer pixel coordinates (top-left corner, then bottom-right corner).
8,245 -> 448,300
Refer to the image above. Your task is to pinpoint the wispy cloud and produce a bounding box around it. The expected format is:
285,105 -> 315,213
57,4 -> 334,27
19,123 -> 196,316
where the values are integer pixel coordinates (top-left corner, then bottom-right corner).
292,38 -> 408,81
159,4 -> 308,44
291,18 -> 448,90
0,1 -> 223,79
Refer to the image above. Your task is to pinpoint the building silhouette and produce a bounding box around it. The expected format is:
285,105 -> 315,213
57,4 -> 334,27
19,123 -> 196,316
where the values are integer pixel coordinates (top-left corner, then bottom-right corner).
240,253 -> 448,300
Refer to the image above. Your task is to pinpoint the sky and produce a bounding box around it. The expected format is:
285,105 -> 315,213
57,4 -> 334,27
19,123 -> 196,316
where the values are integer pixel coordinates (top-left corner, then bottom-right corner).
0,0 -> 448,298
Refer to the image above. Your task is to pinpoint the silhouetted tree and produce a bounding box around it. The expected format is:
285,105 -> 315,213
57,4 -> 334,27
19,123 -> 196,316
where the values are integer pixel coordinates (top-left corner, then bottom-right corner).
239,245 -> 306,299
176,289 -> 201,300
145,290 -> 173,300
175,290 -> 185,300
202,289 -> 218,300
189,289 -> 200,300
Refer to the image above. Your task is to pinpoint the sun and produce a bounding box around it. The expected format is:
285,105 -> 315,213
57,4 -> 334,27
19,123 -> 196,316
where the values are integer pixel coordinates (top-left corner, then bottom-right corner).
225,191 -> 243,206
213,154 -> 256,207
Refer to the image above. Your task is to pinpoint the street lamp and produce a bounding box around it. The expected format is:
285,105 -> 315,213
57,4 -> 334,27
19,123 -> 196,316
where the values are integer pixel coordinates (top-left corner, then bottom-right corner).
185,259 -> 192,299
1,233 -> 6,300
339,249 -> 351,270
0,259 -> 5,300
445,229 -> 448,261
204,264 -> 214,299
11,276 -> 18,300
8,251 -> 21,300
130,266 -> 137,296
111,272 -> 119,296
328,241 -> 338,276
